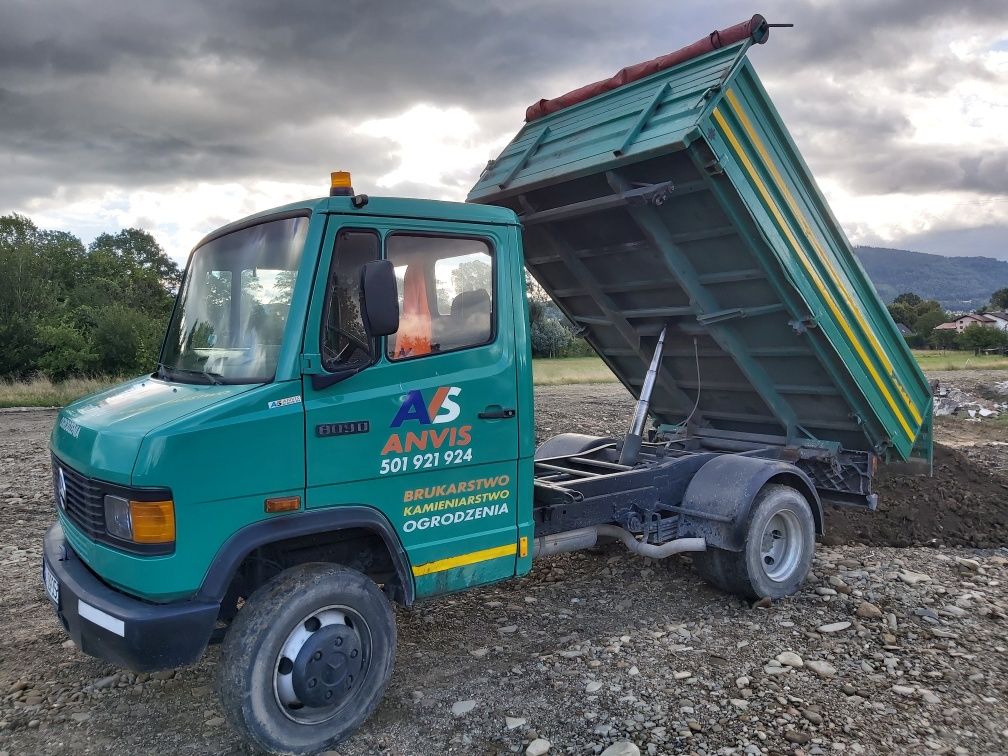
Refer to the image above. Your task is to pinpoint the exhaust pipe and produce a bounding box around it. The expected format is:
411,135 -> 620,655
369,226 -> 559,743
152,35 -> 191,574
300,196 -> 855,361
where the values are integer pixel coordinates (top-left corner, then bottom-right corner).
619,325 -> 667,466
533,524 -> 705,560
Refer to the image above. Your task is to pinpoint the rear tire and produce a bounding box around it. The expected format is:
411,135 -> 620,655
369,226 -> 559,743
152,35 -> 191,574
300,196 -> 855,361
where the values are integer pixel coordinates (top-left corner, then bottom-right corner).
694,484 -> 814,600
218,563 -> 396,755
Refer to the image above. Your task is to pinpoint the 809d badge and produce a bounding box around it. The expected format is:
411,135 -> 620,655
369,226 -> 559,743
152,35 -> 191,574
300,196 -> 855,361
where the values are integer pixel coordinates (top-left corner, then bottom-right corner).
379,386 -> 473,475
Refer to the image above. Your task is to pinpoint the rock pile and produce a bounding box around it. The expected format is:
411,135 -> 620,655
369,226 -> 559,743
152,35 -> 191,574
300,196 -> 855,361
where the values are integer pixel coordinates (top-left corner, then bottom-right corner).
933,382 -> 1005,420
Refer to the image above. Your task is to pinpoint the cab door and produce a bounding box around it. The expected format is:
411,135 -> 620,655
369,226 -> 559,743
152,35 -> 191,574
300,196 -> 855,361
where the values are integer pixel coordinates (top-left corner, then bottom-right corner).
303,215 -> 520,597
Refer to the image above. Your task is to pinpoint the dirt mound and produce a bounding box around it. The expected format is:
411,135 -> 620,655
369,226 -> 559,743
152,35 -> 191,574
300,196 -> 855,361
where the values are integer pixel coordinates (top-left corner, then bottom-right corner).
824,443 -> 1008,547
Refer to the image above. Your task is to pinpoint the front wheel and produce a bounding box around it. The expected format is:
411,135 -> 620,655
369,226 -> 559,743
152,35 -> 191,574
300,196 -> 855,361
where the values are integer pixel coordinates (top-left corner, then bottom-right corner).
218,563 -> 396,755
694,484 -> 815,600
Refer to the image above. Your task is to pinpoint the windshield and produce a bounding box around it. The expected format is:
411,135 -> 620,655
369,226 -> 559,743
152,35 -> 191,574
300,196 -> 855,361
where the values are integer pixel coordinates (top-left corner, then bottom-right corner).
159,216 -> 308,384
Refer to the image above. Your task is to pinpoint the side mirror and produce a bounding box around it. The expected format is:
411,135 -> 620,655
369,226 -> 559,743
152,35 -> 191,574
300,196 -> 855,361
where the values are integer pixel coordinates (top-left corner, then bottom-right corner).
360,260 -> 400,337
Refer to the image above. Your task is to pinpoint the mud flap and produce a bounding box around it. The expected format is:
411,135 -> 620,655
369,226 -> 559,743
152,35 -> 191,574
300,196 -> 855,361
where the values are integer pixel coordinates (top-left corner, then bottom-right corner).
679,455 -> 823,551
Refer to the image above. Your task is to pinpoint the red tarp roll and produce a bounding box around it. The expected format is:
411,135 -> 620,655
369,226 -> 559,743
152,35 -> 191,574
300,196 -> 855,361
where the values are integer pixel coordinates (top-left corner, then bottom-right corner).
525,15 -> 770,122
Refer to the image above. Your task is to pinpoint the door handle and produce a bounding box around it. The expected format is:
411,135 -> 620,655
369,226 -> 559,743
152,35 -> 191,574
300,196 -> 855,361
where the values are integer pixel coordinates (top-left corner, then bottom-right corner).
478,406 -> 516,420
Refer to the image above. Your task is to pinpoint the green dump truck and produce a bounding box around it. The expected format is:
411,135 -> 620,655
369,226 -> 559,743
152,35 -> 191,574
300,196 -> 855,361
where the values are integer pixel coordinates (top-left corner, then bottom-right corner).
43,16 -> 932,754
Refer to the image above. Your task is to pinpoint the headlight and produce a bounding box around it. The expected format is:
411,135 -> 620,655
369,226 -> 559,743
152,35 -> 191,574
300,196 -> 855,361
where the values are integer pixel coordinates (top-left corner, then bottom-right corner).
104,495 -> 175,545
104,495 -> 132,540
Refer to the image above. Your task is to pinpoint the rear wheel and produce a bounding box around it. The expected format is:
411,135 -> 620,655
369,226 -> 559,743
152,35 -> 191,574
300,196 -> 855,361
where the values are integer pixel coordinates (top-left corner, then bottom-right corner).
694,484 -> 814,600
218,563 -> 396,755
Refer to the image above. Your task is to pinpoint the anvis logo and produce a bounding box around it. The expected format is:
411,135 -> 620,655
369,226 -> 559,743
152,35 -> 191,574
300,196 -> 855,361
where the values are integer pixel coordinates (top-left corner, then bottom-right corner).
390,386 -> 461,428
381,385 -> 471,457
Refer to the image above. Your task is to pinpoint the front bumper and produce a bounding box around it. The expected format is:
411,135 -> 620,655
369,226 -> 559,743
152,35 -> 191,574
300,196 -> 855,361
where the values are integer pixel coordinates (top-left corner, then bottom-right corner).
42,523 -> 219,672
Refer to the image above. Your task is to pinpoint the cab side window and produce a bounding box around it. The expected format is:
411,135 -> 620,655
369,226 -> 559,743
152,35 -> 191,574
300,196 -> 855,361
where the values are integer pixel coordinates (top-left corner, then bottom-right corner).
320,230 -> 379,372
386,234 -> 494,361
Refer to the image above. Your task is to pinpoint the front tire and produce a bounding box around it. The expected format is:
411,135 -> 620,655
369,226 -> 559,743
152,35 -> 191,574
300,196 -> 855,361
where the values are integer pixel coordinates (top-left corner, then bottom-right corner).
694,484 -> 815,600
218,563 -> 396,755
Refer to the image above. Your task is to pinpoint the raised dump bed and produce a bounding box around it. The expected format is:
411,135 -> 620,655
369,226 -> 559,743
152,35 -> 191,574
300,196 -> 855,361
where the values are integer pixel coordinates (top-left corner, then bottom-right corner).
469,15 -> 932,463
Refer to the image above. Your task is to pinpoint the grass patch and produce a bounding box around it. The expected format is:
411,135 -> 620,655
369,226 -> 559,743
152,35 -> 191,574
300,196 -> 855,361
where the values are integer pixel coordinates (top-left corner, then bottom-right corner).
0,361 -> 621,407
3,348 -> 1000,407
0,376 -> 121,409
530,350 -> 1008,388
532,357 -> 616,385
912,350 -> 1008,371
986,413 -> 1008,429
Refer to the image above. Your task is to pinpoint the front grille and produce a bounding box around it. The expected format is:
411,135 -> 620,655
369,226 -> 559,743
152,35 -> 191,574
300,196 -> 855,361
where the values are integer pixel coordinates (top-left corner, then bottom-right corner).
53,456 -> 106,539
51,455 -> 175,555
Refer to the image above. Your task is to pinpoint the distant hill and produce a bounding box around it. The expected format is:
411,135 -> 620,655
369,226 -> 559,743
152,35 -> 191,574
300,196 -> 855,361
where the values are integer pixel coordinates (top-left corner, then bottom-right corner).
854,246 -> 1008,311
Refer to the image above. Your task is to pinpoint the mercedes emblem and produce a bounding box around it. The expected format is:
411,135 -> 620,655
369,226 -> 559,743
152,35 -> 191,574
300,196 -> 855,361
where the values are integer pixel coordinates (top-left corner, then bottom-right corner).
56,467 -> 66,510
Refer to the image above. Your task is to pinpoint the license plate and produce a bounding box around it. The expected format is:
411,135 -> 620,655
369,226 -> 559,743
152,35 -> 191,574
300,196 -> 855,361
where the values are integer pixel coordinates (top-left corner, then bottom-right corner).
43,560 -> 60,605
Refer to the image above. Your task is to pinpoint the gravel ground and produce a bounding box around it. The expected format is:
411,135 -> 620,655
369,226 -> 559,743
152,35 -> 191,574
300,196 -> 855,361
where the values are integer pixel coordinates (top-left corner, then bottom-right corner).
0,375 -> 1006,756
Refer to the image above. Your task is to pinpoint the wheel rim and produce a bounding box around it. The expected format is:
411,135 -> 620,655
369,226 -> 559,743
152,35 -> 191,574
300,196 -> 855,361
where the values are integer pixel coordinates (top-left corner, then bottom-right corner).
759,509 -> 804,582
273,604 -> 372,725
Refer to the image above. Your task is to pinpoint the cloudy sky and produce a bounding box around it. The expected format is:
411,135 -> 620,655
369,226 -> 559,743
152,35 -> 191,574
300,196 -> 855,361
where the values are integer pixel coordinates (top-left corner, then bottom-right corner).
2,0 -> 1006,264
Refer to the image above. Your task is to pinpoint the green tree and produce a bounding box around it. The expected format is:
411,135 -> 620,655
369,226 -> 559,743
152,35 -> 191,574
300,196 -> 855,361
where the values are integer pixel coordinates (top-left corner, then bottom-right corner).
991,288 -> 1008,310
271,270 -> 297,306
436,285 -> 453,313
525,271 -> 550,326
888,292 -> 922,330
0,215 -> 86,378
913,309 -> 947,342
957,323 -> 1008,355
36,323 -> 98,379
0,215 -> 63,321
0,214 -> 182,380
931,328 -> 959,350
893,292 -> 922,307
450,258 -> 492,297
530,318 -> 574,357
914,299 -> 943,316
888,293 -> 946,338
89,304 -> 162,375
89,228 -> 182,291
79,230 -> 178,339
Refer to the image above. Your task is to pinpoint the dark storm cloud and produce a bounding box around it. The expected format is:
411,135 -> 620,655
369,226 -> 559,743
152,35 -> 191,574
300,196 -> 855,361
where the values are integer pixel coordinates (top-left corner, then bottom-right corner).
0,0 -> 668,200
1,0 -> 1006,255
901,222 -> 1008,259
842,148 -> 1008,196
767,74 -> 1008,197
745,1 -> 1008,249
758,0 -> 1007,66
0,0 -> 653,180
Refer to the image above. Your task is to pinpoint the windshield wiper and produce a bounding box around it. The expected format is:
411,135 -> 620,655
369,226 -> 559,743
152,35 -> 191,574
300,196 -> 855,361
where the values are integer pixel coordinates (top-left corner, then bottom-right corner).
158,365 -> 224,385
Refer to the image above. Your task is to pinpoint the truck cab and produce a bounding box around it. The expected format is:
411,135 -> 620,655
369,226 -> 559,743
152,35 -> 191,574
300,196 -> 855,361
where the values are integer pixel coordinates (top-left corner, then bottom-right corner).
45,187 -> 538,749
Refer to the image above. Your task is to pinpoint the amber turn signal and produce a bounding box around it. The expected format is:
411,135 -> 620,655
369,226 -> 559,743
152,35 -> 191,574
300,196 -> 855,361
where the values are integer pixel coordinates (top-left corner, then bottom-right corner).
129,500 -> 175,544
265,496 -> 301,513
